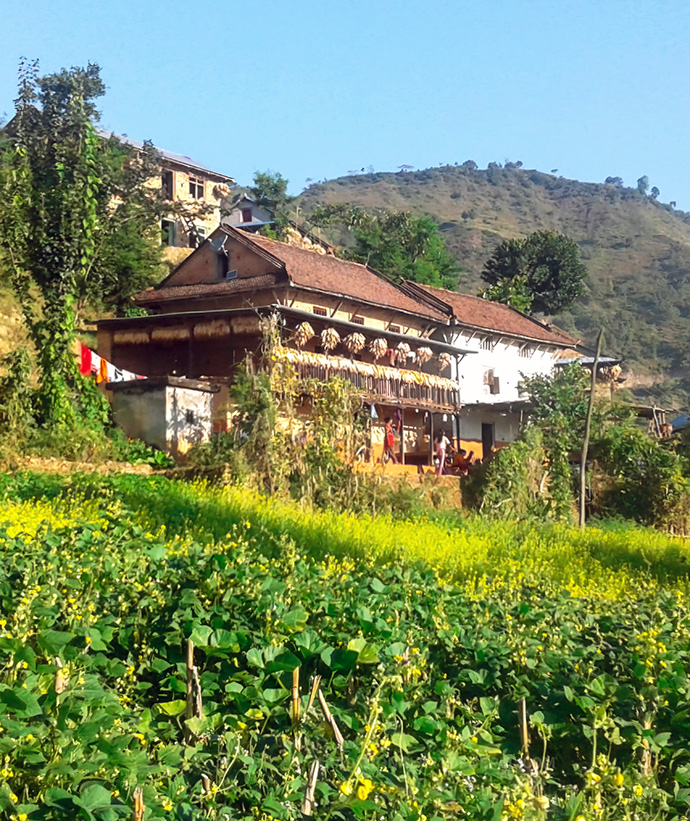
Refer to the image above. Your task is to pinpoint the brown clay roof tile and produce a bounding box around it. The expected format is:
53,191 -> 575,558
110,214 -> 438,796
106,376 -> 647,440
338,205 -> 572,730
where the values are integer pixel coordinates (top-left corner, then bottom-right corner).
406,282 -> 579,346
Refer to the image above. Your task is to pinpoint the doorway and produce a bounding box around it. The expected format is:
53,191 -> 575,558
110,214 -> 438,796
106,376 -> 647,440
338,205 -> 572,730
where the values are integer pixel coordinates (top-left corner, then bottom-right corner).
481,422 -> 495,459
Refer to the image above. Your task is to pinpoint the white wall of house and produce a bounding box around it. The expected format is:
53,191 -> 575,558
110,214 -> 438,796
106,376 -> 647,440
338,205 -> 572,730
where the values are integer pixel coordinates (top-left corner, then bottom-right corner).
225,198 -> 274,227
450,329 -> 561,405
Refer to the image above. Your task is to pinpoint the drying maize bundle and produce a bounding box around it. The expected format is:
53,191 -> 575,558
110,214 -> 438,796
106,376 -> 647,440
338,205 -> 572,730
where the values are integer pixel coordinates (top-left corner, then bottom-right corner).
369,337 -> 388,360
396,342 -> 411,364
321,327 -> 341,352
295,322 -> 315,348
438,352 -> 452,372
416,346 -> 432,366
344,332 -> 366,354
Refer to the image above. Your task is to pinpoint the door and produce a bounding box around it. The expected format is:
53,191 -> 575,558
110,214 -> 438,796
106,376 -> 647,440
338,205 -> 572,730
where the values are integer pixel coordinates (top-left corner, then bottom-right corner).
481,422 -> 495,459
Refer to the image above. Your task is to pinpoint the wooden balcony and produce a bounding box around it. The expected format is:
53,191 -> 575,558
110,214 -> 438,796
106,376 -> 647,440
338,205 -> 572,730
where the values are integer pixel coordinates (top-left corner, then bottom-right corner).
273,348 -> 461,411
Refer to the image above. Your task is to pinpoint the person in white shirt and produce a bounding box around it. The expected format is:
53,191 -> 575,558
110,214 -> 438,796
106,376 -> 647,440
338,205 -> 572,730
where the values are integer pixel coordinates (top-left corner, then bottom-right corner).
435,431 -> 451,475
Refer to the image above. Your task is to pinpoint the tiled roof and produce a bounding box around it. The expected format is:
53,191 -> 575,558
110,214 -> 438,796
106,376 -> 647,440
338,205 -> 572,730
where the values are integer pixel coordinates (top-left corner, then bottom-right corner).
238,230 -> 447,321
406,282 -> 578,347
134,273 -> 284,305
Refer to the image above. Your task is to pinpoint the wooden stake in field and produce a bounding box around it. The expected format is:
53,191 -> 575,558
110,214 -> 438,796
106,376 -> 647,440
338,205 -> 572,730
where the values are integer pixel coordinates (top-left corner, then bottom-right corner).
185,639 -> 195,721
519,697 -> 530,761
318,689 -> 344,749
307,675 -> 321,713
301,759 -> 320,815
579,329 -> 604,530
132,787 -> 144,821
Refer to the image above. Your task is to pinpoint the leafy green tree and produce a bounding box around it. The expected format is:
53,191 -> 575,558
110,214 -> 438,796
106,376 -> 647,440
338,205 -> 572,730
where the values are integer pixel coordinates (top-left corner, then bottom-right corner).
0,60 -> 165,425
637,175 -> 649,195
250,170 -> 294,235
309,204 -> 459,289
650,186 -> 660,200
481,230 -> 587,315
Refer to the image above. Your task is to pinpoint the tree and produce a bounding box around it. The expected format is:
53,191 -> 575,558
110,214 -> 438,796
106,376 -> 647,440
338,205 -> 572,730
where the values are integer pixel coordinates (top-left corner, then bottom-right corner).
605,176 -> 623,186
249,170 -> 294,235
650,186 -> 660,200
308,204 -> 459,289
0,60 -> 166,425
481,230 -> 587,315
637,175 -> 649,195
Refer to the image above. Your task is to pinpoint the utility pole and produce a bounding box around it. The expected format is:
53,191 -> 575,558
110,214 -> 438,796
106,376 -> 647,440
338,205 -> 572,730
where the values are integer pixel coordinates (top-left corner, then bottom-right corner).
579,329 -> 603,529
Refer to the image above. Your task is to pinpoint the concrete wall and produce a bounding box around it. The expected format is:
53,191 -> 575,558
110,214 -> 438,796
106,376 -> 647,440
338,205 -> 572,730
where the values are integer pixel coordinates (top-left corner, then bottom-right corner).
458,405 -> 524,459
451,329 -> 560,405
166,386 -> 213,456
112,387 -> 167,452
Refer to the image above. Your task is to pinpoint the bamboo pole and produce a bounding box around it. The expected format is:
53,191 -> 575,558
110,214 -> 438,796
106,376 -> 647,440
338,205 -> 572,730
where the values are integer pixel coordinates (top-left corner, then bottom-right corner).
307,676 -> 321,713
132,787 -> 144,821
519,697 -> 530,760
301,760 -> 320,815
185,639 -> 195,721
579,329 -> 604,529
318,689 -> 344,749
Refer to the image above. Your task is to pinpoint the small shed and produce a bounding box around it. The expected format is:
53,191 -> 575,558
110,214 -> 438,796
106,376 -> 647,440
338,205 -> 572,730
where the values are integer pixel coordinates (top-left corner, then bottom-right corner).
109,377 -> 218,459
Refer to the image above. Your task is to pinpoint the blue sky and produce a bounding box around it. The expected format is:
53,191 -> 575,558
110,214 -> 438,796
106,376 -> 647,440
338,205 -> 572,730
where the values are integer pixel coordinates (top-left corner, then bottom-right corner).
1,0 -> 690,206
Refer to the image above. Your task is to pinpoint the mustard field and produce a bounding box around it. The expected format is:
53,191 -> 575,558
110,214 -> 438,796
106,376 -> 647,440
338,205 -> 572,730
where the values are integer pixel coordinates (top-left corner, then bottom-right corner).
1,471 -> 690,820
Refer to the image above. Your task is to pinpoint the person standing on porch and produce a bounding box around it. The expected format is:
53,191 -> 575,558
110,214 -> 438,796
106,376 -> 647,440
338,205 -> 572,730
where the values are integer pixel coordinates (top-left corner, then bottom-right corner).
383,417 -> 399,464
435,431 -> 450,475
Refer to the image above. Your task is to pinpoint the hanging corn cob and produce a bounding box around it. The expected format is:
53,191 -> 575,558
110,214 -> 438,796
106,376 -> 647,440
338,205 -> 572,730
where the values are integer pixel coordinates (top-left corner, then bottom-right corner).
396,341 -> 411,364
321,327 -> 340,352
416,346 -> 432,366
438,352 -> 452,372
344,332 -> 366,355
369,337 -> 388,360
295,321 -> 315,348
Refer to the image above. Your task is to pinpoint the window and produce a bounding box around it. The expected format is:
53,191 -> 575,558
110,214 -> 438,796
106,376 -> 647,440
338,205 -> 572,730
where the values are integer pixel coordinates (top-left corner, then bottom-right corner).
241,208 -> 253,223
161,219 -> 176,246
312,306 -> 327,317
185,409 -> 197,426
162,170 -> 174,200
519,346 -> 531,358
481,337 -> 492,350
389,324 -> 401,334
217,252 -> 229,279
189,176 -> 204,199
351,316 -> 364,325
188,226 -> 207,249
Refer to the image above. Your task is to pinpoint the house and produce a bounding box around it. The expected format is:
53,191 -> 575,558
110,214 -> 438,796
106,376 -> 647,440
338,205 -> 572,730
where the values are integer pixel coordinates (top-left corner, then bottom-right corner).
402,282 -> 580,458
96,226 -> 474,465
223,193 -> 333,254
96,129 -> 235,254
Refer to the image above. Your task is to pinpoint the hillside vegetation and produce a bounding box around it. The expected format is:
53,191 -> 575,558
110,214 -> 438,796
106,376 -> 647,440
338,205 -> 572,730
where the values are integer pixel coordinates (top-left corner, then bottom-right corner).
300,165 -> 690,404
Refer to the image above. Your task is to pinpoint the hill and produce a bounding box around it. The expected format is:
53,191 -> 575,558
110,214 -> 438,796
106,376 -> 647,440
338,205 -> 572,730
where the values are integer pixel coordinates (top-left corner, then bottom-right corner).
299,165 -> 690,406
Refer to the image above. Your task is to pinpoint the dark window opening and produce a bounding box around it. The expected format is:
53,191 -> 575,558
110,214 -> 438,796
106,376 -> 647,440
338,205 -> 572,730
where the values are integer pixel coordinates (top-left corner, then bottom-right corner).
161,219 -> 176,246
481,337 -> 492,350
188,226 -> 207,249
185,409 -> 197,425
241,208 -> 253,223
162,170 -> 174,200
312,306 -> 327,317
217,252 -> 229,279
351,316 -> 364,325
389,324 -> 401,333
189,176 -> 204,199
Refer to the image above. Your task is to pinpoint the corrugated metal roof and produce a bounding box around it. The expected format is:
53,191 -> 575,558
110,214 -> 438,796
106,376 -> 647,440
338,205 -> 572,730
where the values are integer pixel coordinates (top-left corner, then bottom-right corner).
95,128 -> 235,183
